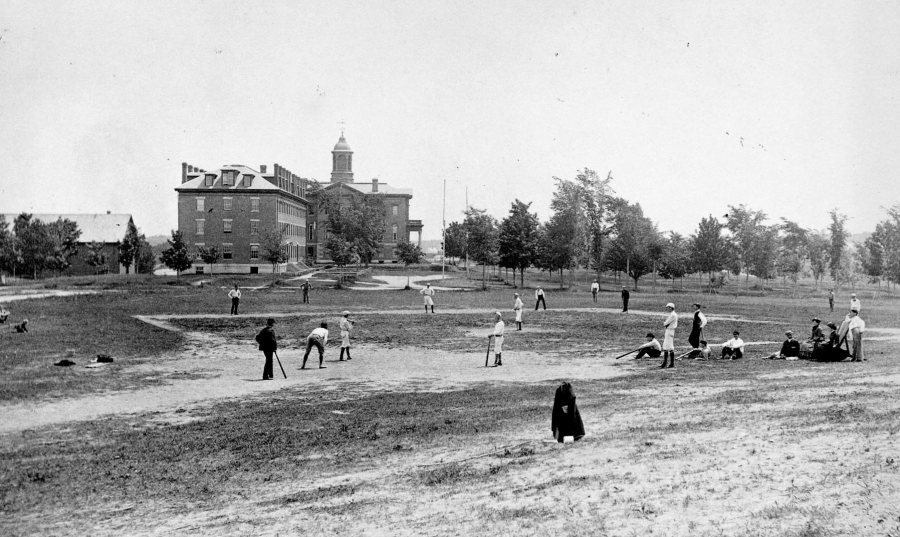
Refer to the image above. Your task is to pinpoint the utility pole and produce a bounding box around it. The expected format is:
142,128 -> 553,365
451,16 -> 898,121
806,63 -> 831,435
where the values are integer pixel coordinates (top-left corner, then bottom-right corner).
441,178 -> 446,280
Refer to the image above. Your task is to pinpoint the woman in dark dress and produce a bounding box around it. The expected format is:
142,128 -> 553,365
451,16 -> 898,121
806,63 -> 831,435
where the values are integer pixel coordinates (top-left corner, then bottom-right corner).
551,382 -> 585,442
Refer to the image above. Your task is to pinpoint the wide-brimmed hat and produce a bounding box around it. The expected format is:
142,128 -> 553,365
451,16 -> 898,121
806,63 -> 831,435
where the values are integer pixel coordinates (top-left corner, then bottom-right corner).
827,322 -> 837,329
342,310 -> 350,316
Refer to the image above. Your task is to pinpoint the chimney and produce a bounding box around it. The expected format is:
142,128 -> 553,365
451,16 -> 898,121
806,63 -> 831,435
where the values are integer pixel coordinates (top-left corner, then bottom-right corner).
182,162 -> 188,183
260,164 -> 267,174
106,210 -> 111,214
372,178 -> 379,192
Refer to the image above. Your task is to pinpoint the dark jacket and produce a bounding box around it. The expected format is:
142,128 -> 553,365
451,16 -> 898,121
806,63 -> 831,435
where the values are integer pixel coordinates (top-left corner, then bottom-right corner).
551,382 -> 585,442
780,339 -> 800,357
255,326 -> 277,352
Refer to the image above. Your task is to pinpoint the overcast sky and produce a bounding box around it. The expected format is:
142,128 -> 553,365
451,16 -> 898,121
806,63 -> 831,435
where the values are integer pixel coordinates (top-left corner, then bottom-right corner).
1,1 -> 898,240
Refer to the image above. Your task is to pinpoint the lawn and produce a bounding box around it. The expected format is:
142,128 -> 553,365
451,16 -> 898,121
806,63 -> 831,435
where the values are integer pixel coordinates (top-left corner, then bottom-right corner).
1,271 -> 899,536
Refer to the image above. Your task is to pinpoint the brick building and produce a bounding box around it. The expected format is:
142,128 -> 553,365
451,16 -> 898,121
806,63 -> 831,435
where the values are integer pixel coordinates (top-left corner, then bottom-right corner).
175,134 -> 422,274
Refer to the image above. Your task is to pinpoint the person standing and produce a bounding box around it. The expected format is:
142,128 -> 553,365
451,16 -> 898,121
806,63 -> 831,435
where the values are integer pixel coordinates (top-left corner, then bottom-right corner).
228,284 -> 241,315
590,280 -> 600,303
513,293 -> 524,331
420,283 -> 436,313
660,303 -> 678,368
301,322 -> 329,369
621,287 -> 630,313
489,312 -> 505,366
828,289 -> 835,312
847,309 -> 866,362
339,311 -> 354,361
687,303 -> 707,357
254,318 -> 277,380
534,287 -> 547,310
301,279 -> 312,304
849,293 -> 861,312
721,331 -> 745,360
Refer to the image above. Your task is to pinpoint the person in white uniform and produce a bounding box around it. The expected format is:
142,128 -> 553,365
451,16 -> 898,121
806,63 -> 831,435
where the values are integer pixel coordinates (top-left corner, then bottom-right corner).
420,283 -> 435,314
513,293 -> 524,331
660,303 -> 678,369
339,310 -> 354,361
849,293 -> 861,313
489,312 -> 505,366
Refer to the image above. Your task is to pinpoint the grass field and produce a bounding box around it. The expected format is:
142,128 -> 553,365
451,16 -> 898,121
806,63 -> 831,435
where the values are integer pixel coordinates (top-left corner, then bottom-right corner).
1,271 -> 899,536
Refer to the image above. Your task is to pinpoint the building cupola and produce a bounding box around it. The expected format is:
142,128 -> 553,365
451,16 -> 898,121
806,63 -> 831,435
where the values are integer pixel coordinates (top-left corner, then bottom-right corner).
331,134 -> 353,183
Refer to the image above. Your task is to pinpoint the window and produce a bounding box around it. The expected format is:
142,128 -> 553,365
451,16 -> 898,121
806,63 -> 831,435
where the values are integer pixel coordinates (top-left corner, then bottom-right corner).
392,224 -> 398,241
196,219 -> 205,235
243,174 -> 253,187
250,244 -> 259,260
204,174 -> 214,186
223,197 -> 233,211
308,224 -> 315,241
250,220 -> 259,235
222,243 -> 233,260
392,205 -> 398,216
196,197 -> 205,212
251,197 -> 259,212
222,170 -> 236,186
195,266 -> 204,274
223,219 -> 233,233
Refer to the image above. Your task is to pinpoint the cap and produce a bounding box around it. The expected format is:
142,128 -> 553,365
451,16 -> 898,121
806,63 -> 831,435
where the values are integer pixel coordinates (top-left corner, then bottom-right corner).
692,303 -> 702,308
665,302 -> 675,309
495,311 -> 502,317
811,317 -> 821,322
785,330 -> 793,336
851,293 -> 857,297
514,292 -> 519,296
827,322 -> 837,329
342,310 -> 350,316
850,308 -> 859,313
732,330 -> 740,335
646,332 -> 655,338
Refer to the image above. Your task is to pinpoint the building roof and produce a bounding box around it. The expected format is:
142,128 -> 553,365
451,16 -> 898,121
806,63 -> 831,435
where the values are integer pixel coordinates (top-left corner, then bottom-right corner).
1,213 -> 134,243
333,135 -> 352,152
176,165 -> 281,192
321,180 -> 412,196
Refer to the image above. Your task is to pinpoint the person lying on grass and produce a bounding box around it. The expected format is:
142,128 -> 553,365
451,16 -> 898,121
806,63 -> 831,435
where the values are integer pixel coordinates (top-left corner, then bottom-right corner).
721,331 -> 745,359
766,331 -> 800,360
14,319 -> 28,333
634,332 -> 662,360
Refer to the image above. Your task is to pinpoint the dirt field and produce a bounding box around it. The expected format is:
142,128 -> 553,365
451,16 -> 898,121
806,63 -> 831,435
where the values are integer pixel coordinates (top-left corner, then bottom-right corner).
2,276 -> 900,536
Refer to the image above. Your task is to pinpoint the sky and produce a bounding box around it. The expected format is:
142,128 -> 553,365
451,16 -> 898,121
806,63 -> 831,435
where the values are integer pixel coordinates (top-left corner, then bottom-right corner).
1,1 -> 898,241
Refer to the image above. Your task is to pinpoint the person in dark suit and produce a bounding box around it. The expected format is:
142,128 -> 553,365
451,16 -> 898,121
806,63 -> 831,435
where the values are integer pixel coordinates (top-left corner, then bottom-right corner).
551,382 -> 585,443
255,318 -> 277,380
13,319 -> 28,333
621,287 -> 630,312
301,279 -> 312,304
687,303 -> 707,357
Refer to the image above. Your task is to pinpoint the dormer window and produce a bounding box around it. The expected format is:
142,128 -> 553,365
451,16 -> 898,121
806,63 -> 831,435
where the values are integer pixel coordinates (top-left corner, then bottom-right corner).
204,174 -> 215,186
243,174 -> 253,187
222,170 -> 237,186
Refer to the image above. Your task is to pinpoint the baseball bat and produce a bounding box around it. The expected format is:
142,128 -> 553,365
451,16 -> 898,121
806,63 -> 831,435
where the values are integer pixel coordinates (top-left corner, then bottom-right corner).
274,351 -> 287,379
485,336 -> 493,367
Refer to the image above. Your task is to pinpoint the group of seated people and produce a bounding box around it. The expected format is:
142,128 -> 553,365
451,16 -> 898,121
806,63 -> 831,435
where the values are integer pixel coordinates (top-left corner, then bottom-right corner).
632,310 -> 864,363
0,304 -> 28,333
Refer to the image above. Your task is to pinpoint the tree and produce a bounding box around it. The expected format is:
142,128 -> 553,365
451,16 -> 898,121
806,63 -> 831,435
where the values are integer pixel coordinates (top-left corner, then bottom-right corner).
117,222 -> 141,274
135,234 -> 157,274
261,228 -> 289,283
807,232 -> 831,288
464,207 -> 499,289
828,209 -> 850,286
86,241 -> 108,275
725,204 -> 767,283
746,225 -> 780,281
444,221 -> 467,264
14,214 -> 53,278
498,199 -> 540,287
603,200 -> 662,290
572,169 -> 613,280
658,232 -> 692,288
778,219 -> 809,286
395,239 -> 424,288
0,215 -> 14,276
690,215 -> 732,290
159,230 -> 194,275
318,186 -> 386,265
197,245 -> 221,275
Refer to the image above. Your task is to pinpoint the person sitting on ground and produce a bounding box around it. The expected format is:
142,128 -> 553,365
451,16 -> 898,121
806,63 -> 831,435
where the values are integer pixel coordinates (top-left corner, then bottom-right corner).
696,340 -> 711,360
767,330 -> 800,360
721,330 -> 745,359
634,332 -> 662,360
813,321 -> 844,361
301,321 -> 329,370
14,318 -> 28,333
0,304 -> 9,324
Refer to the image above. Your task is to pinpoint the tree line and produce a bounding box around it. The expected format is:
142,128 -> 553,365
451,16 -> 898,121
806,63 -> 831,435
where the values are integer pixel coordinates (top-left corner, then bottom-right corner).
0,213 -> 154,278
440,168 -> 900,291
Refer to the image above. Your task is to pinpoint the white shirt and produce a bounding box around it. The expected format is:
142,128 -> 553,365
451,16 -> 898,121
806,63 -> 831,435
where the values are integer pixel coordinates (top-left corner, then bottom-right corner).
723,337 -> 745,350
850,298 -> 861,311
640,339 -> 662,351
309,327 -> 329,345
339,318 -> 352,332
228,289 -> 241,299
695,311 -> 707,328
848,316 -> 865,334
493,320 -> 505,337
590,282 -> 599,292
535,289 -> 544,298
513,298 -> 524,310
420,287 -> 435,297
664,312 -> 678,330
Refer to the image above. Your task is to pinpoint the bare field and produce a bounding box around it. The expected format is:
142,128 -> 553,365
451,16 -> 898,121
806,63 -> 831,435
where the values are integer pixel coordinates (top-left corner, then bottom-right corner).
2,274 -> 900,536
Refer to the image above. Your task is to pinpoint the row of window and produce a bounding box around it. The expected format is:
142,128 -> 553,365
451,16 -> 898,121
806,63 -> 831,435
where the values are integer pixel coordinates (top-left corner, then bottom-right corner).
280,222 -> 303,237
195,243 -> 259,260
204,170 -> 251,187
196,197 -> 260,213
277,199 -> 304,218
195,219 -> 259,235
